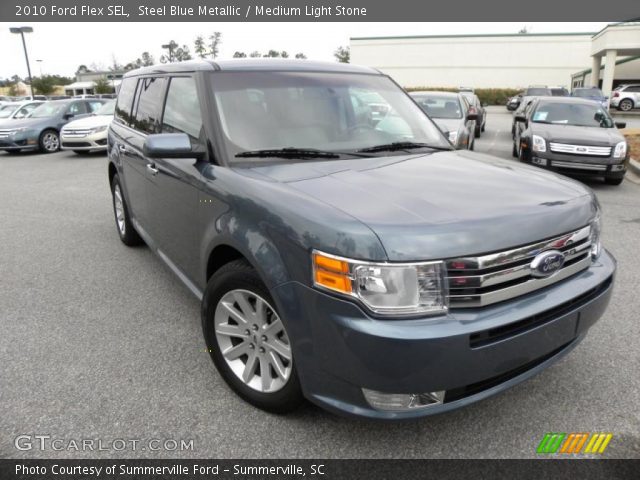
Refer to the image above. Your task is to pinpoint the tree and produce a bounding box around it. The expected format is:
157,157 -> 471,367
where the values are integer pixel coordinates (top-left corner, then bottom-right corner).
76,65 -> 91,75
295,53 -> 307,59
209,32 -> 222,59
141,52 -> 154,66
194,35 -> 207,58
110,54 -> 122,71
160,40 -> 179,63
31,76 -> 57,95
249,51 -> 262,58
518,26 -> 529,34
8,83 -> 18,96
233,51 -> 247,58
94,77 -> 113,94
334,46 -> 350,63
280,51 -> 289,58
264,50 -> 281,58
174,45 -> 192,61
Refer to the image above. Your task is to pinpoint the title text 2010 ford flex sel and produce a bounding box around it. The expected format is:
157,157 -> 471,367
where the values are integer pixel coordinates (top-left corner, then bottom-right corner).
108,60 -> 615,419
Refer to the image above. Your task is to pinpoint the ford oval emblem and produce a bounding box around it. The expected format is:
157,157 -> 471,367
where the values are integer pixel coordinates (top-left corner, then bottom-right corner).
530,250 -> 565,278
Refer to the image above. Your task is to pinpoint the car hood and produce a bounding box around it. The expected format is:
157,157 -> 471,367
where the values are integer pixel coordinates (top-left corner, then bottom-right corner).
237,151 -> 597,261
531,123 -> 623,146
0,117 -> 52,129
63,115 -> 112,130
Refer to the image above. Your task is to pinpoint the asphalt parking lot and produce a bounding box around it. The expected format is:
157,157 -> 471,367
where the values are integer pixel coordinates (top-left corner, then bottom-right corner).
1,108 -> 639,459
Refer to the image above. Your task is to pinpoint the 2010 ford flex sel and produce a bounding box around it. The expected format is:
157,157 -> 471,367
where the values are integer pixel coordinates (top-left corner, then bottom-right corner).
108,60 -> 615,419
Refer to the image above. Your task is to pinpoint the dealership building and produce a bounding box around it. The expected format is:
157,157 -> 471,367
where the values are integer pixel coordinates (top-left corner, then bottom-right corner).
350,22 -> 640,96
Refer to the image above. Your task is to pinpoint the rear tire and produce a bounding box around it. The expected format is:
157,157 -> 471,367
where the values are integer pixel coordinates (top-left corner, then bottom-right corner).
202,259 -> 303,414
474,125 -> 481,138
110,173 -> 143,246
512,142 -> 518,158
618,99 -> 634,112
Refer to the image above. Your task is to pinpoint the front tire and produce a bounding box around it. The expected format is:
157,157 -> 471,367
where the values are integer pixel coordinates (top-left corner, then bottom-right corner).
618,99 -> 634,112
39,129 -> 60,153
202,259 -> 303,414
604,176 -> 624,186
110,173 -> 143,246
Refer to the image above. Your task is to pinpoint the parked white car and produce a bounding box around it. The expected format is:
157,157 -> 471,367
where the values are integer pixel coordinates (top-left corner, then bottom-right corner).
0,100 -> 44,123
610,84 -> 640,111
60,100 -> 115,153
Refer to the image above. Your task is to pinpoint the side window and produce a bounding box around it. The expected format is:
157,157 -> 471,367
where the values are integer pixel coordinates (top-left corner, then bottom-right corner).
114,78 -> 138,126
132,77 -> 166,134
161,76 -> 203,140
67,102 -> 87,116
626,86 -> 640,93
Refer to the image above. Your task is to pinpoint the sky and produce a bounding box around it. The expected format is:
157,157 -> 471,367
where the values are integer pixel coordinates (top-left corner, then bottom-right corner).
0,22 -> 610,79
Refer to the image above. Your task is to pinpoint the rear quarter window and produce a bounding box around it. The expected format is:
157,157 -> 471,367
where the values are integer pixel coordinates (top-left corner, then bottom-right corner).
114,78 -> 138,126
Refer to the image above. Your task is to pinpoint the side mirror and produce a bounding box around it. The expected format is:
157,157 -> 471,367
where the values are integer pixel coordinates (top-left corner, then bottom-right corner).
615,122 -> 626,129
515,115 -> 526,123
143,133 -> 203,159
64,113 -> 75,120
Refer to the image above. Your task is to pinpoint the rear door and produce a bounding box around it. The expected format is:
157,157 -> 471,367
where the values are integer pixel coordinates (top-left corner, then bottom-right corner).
145,75 -> 205,281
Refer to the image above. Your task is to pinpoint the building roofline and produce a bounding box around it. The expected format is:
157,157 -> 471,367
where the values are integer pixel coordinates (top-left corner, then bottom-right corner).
350,32 -> 597,41
571,55 -> 640,78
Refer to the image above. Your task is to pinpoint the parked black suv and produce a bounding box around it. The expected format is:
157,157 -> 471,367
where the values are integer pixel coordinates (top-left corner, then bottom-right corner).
108,60 -> 615,419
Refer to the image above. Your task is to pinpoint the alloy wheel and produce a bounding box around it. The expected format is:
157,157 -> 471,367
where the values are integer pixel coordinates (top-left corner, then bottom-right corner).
113,185 -> 126,235
42,132 -> 59,152
214,289 -> 292,393
619,99 -> 633,112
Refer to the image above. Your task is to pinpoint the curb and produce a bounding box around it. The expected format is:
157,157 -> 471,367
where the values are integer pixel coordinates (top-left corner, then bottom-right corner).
630,158 -> 640,176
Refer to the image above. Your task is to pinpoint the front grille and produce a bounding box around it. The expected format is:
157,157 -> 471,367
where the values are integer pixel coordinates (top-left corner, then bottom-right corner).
446,225 -> 592,308
549,143 -> 611,157
551,161 -> 608,171
61,129 -> 91,138
469,275 -> 613,348
444,340 -> 574,403
0,129 -> 15,138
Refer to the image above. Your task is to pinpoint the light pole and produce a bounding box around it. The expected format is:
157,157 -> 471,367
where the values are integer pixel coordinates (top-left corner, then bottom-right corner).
10,26 -> 34,98
36,59 -> 43,76
162,43 -> 174,63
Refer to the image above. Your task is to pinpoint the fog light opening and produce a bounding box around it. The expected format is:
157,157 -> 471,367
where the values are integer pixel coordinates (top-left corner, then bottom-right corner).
362,388 -> 445,411
531,157 -> 548,166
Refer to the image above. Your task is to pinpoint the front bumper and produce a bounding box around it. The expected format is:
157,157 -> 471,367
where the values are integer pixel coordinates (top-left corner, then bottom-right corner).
0,132 -> 39,151
61,131 -> 108,151
272,250 -> 615,419
526,151 -> 626,178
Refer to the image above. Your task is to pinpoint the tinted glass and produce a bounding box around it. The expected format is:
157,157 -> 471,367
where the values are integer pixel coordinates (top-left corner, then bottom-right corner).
211,72 -> 448,159
88,100 -> 104,112
626,86 -> 640,93
30,102 -> 67,118
114,78 -> 137,126
412,95 -> 463,119
526,88 -> 552,96
132,77 -> 166,134
95,100 -> 116,116
573,88 -> 604,98
67,102 -> 88,115
532,102 -> 614,128
162,77 -> 203,139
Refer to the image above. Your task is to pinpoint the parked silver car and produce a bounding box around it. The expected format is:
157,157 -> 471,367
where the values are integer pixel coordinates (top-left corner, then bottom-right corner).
410,91 -> 477,150
610,84 -> 640,111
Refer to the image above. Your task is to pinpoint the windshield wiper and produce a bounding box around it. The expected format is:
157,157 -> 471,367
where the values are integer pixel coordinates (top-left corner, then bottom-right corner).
235,147 -> 340,159
358,141 -> 452,153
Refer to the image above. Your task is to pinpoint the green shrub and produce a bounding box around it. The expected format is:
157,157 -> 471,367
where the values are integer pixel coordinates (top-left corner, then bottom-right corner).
405,87 -> 522,106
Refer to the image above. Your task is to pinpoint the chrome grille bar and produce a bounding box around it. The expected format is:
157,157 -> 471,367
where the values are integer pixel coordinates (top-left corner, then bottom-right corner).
447,226 -> 592,308
549,143 -> 611,156
551,161 -> 608,171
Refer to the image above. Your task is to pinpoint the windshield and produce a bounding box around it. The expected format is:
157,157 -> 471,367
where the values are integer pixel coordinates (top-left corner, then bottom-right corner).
412,94 -> 463,119
209,72 -> 449,160
0,105 -> 18,118
573,89 -> 604,99
29,102 -> 65,118
95,100 -> 116,116
532,102 -> 614,128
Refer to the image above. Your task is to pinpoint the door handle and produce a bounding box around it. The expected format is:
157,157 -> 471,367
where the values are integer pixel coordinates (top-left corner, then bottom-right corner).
118,144 -> 127,153
146,163 -> 159,176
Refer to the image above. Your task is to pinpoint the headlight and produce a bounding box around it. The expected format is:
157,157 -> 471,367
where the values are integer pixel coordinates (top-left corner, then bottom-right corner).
9,127 -> 31,134
90,125 -> 108,134
589,215 -> 601,260
312,250 -> 448,317
532,135 -> 546,153
613,141 -> 627,159
448,131 -> 458,144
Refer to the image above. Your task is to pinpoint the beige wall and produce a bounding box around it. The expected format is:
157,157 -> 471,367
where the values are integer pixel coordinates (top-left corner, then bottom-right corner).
351,34 -> 595,89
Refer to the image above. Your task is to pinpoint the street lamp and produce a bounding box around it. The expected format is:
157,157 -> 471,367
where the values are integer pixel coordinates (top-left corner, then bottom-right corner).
162,43 -> 174,63
9,26 -> 34,98
36,59 -> 43,76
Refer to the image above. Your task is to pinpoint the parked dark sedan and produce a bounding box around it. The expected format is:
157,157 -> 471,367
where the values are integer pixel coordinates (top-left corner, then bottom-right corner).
513,97 -> 628,185
460,91 -> 486,137
0,98 -> 105,153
